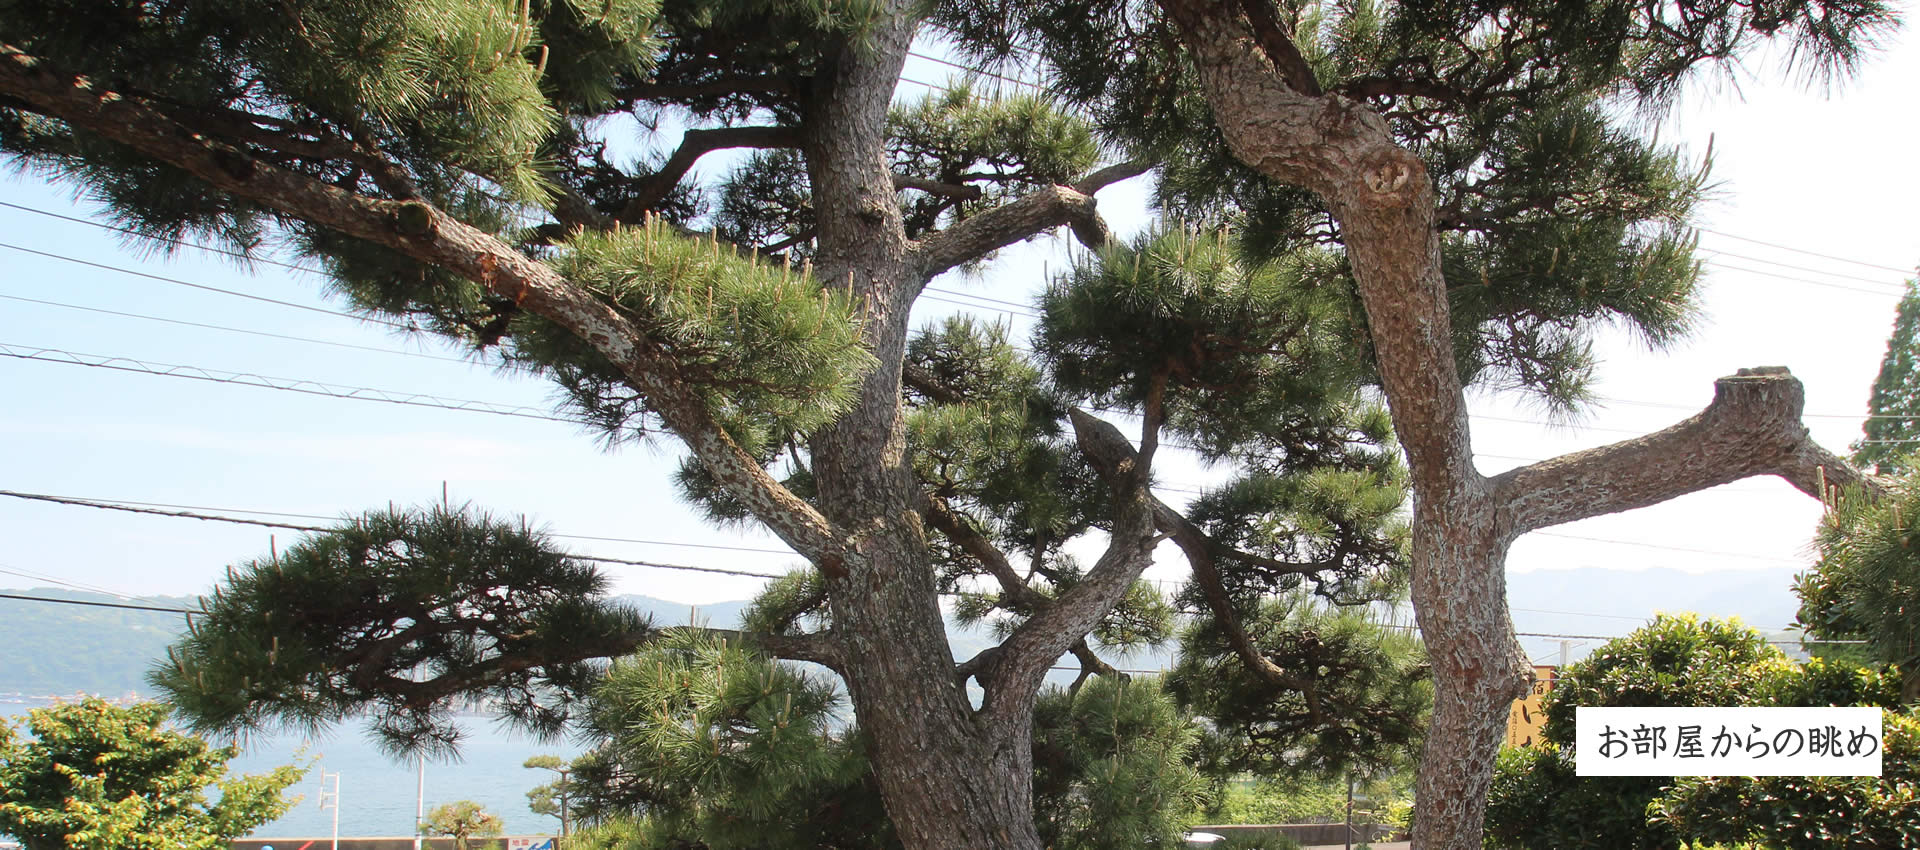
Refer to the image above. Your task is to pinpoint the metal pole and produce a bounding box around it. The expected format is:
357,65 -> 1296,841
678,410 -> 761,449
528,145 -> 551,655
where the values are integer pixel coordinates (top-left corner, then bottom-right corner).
559,767 -> 571,838
415,755 -> 426,850
317,768 -> 341,850
1344,774 -> 1355,850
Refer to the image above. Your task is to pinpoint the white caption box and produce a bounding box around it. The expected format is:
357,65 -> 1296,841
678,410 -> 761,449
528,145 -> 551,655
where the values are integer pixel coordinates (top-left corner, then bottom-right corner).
1575,706 -> 1883,777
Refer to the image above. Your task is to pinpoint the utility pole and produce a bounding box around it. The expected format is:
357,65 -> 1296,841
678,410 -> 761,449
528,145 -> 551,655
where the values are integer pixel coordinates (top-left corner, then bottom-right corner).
316,767 -> 341,850
414,755 -> 426,850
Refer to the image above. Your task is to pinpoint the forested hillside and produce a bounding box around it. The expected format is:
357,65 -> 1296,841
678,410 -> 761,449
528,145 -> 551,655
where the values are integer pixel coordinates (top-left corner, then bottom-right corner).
0,589 -> 193,696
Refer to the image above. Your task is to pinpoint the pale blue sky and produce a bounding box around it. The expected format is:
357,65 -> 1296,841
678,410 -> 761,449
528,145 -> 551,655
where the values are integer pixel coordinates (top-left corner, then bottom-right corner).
1,27 -> 1916,639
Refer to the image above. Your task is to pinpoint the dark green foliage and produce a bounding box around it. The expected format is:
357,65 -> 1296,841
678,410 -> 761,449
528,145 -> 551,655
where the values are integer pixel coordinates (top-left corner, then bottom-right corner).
935,0 -> 1893,406
1539,614 -> 1781,747
889,86 -> 1100,238
1485,615 -> 1909,850
1038,225 -> 1366,442
1168,596 -> 1429,781
535,222 -> 880,437
1031,677 -> 1208,850
0,699 -> 304,850
573,631 -> 894,850
570,634 -> 1208,850
151,506 -> 653,757
1798,474 -> 1920,700
1039,226 -> 1409,606
1651,711 -> 1920,850
1852,279 -> 1920,473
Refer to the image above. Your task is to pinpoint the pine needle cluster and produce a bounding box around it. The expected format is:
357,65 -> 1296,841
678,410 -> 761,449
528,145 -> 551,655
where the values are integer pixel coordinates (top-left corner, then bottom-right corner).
150,506 -> 652,757
1168,595 -> 1429,781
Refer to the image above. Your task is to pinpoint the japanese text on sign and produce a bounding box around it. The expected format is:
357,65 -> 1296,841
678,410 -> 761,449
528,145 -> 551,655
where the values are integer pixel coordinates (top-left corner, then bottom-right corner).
1575,707 -> 1882,777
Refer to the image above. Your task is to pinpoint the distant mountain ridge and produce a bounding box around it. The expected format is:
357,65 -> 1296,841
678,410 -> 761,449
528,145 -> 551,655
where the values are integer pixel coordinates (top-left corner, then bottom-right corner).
0,566 -> 1812,697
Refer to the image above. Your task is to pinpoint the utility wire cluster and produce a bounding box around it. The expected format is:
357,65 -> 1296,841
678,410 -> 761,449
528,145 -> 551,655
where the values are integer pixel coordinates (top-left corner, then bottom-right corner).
0,487 -> 1866,650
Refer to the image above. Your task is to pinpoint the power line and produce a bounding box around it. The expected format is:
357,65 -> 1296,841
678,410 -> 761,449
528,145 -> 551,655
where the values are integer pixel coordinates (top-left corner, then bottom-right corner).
0,342 -> 564,422
1702,258 -> 1904,297
0,591 -> 197,615
0,240 -> 413,329
0,292 -> 476,364
1,486 -> 1826,632
1698,247 -> 1908,290
1527,530 -> 1803,564
1697,227 -> 1915,275
904,51 -> 1044,91
0,199 -> 324,276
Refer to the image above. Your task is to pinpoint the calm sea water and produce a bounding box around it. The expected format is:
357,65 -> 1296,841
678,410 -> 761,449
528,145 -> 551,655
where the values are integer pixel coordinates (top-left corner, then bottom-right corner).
2,702 -> 578,839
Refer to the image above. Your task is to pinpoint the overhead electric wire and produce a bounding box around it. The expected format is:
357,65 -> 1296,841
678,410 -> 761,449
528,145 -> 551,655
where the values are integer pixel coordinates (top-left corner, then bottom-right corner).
904,50 -> 1045,90
1696,227 -> 1916,275
0,343 -> 563,422
0,592 -> 198,615
0,240 -> 413,329
1702,258 -> 1903,297
0,292 -> 476,364
1,486 -> 1828,634
1698,247 -> 1909,290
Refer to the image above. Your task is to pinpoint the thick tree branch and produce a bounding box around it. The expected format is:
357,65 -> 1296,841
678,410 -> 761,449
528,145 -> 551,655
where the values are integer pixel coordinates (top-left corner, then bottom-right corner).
919,493 -> 1050,610
617,125 -> 801,221
0,44 -> 847,567
1236,0 -> 1323,96
910,185 -> 1105,279
906,160 -> 1152,280
1067,638 -> 1120,694
1493,367 -> 1882,535
892,173 -> 983,200
979,408 -> 1157,731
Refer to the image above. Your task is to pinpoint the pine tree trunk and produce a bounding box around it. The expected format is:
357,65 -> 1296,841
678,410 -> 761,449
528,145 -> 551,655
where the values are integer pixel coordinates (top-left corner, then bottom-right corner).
796,6 -> 1048,847
1406,510 -> 1527,849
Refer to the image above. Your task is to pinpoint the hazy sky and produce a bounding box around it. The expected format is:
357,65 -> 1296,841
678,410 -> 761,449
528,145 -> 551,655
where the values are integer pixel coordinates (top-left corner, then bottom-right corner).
2,20 -> 1916,654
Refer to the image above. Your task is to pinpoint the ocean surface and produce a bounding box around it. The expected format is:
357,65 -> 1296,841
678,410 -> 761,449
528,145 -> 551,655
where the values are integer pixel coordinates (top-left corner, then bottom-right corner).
2,702 -> 579,839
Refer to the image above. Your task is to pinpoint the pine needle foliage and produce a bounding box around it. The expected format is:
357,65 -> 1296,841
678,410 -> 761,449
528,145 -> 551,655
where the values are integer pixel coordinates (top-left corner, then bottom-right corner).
889,85 -> 1100,236
1851,279 -> 1920,474
575,631 -> 894,850
1030,677 -> 1208,850
1039,225 -> 1371,453
0,699 -> 305,850
534,220 -> 880,440
149,506 -> 652,758
1168,595 -> 1429,781
1799,475 -> 1920,700
933,0 -> 1889,406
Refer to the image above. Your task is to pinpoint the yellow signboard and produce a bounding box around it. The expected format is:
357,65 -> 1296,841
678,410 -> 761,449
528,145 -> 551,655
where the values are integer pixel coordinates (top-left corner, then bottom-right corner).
1504,665 -> 1557,748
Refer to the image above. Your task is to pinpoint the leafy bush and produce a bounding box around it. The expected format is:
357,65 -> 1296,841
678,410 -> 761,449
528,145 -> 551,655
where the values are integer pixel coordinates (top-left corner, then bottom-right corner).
1652,711 -> 1920,850
1486,615 -> 1911,850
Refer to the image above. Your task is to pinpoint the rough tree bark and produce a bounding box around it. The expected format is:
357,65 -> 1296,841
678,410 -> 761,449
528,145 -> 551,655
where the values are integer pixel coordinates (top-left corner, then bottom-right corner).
1156,4 -> 1879,848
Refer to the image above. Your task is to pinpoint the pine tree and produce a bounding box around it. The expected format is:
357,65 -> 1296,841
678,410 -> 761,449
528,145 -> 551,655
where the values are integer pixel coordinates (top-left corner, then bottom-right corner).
421,801 -> 503,850
0,1 -> 1894,847
1853,279 -> 1920,474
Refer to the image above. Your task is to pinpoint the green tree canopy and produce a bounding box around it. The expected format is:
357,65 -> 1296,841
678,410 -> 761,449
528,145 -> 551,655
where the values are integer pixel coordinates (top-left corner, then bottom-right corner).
1852,279 -> 1920,474
0,0 -> 1894,846
0,699 -> 304,850
421,800 -> 504,850
1797,475 -> 1920,701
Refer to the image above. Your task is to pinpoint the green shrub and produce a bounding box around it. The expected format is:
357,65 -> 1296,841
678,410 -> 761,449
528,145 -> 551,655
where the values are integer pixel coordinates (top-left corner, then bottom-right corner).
1653,711 -> 1920,850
